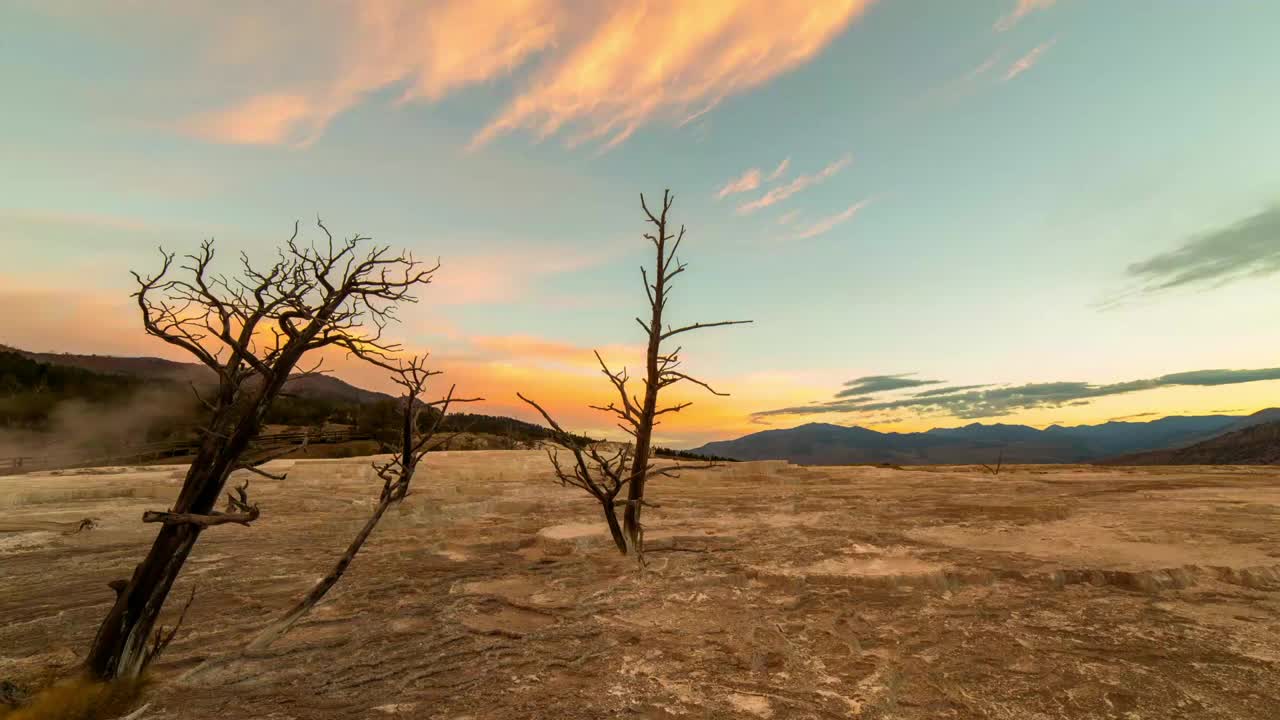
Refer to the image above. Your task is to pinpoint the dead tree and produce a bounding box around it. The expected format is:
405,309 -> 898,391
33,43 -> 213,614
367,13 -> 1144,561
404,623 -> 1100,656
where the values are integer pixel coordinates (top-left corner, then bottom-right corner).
245,356 -> 476,651
85,222 -> 434,680
518,391 -> 632,553
980,449 -> 1005,476
617,190 -> 749,554
520,191 -> 748,557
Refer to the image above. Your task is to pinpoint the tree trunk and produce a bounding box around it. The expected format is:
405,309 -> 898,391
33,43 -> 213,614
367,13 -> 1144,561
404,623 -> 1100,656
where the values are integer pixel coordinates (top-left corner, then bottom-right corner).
602,500 -> 628,554
86,391 -> 275,679
623,231 -> 666,554
623,382 -> 658,554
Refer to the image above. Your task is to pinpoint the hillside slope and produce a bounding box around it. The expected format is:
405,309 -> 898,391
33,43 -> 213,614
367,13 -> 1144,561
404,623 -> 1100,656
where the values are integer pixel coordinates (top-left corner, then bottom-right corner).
1,345 -> 394,405
0,345 -> 627,460
1102,419 -> 1280,465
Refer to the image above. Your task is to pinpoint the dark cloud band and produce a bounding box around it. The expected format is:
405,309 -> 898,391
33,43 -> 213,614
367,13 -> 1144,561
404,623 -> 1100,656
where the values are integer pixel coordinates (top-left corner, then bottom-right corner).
835,373 -> 943,398
1126,206 -> 1280,294
756,366 -> 1280,420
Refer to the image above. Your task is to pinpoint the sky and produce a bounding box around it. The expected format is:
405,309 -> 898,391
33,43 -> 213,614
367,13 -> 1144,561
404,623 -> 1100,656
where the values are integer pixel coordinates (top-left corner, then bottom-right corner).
3,0 -> 1280,447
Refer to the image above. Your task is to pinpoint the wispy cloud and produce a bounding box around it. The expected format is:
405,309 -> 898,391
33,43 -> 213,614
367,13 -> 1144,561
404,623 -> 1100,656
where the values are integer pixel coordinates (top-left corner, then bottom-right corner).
185,93 -> 320,146
184,1 -> 563,146
777,210 -> 800,225
473,1 -> 876,150
718,156 -> 793,199
790,199 -> 869,240
738,154 -> 853,214
911,384 -> 992,398
430,243 -> 618,305
1108,412 -> 1159,422
756,367 -> 1280,420
897,50 -> 1003,117
716,168 -> 763,199
177,1 -> 878,150
767,157 -> 791,181
1123,206 -> 1280,295
835,373 -> 943,398
994,0 -> 1056,32
1004,39 -> 1056,81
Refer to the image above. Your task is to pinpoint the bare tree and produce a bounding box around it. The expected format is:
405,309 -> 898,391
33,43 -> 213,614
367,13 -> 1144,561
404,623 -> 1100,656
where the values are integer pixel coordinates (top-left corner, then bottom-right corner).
520,190 -> 749,557
518,391 -> 632,553
980,449 -> 1005,476
617,190 -> 749,554
86,222 -> 435,680
245,356 -> 476,651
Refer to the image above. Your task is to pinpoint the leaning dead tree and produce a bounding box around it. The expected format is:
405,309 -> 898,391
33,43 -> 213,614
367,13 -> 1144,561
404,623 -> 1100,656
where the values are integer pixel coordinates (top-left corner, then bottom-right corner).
85,222 -> 435,680
244,356 -> 476,651
521,190 -> 749,557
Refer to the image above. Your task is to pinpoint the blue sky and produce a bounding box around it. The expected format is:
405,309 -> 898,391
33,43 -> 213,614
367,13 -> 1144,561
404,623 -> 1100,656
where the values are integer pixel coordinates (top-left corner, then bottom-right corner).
3,0 -> 1280,445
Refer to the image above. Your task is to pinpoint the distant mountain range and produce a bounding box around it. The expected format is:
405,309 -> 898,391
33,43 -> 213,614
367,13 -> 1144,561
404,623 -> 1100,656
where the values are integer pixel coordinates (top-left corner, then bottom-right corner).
11,344 -> 1279,466
691,410 -> 1280,465
0,345 -> 395,405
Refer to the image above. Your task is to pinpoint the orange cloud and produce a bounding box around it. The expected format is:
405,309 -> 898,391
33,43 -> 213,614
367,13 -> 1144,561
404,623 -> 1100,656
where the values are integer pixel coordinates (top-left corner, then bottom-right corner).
716,168 -> 762,199
1004,39 -> 1056,81
737,154 -> 852,214
186,93 -> 318,146
471,1 -> 876,149
767,157 -> 791,181
178,0 -> 875,149
994,0 -> 1056,32
790,199 -> 870,241
717,156 -> 792,199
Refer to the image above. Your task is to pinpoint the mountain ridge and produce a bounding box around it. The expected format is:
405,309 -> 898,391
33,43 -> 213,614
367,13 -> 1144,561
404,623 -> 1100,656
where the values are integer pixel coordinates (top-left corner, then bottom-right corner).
691,410 -> 1280,465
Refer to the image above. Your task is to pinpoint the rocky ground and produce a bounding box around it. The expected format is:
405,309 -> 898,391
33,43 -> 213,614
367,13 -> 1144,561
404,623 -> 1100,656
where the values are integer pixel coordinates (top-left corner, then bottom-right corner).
2,453 -> 1278,719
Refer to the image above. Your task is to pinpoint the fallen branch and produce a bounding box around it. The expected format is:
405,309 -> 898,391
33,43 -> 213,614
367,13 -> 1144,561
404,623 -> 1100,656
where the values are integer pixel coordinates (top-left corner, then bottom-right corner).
141,510 -> 258,528
142,479 -> 259,527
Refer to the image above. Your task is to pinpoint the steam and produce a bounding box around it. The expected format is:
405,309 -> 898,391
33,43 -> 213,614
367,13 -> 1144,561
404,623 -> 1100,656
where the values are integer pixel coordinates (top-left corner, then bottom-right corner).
0,386 -> 199,464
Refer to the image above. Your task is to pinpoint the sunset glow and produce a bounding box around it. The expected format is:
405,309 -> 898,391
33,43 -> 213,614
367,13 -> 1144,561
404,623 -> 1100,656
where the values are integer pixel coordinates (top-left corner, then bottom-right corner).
4,1 -> 1280,445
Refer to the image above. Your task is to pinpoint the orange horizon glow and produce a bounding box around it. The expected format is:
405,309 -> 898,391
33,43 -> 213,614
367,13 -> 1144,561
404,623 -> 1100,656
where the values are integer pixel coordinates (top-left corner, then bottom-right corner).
8,277 -> 1279,447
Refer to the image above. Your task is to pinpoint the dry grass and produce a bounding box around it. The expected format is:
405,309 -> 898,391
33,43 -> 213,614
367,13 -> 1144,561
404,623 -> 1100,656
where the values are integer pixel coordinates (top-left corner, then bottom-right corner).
0,677 -> 144,720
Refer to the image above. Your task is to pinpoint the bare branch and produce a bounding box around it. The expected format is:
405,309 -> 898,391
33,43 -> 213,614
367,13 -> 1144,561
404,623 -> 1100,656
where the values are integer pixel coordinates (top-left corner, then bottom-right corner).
660,371 -> 729,396
660,319 -> 753,341
141,584 -> 196,672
